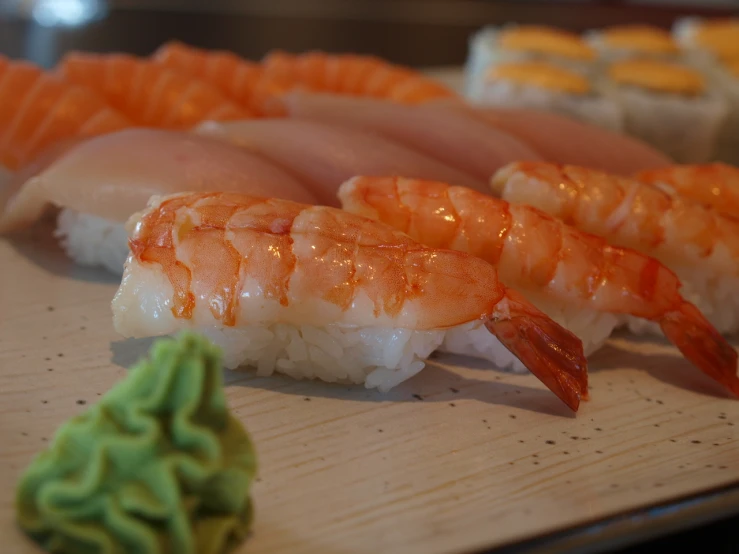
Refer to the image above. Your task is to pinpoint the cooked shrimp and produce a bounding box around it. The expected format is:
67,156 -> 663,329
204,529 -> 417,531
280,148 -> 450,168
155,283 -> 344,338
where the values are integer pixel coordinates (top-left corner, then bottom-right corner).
57,52 -> 251,128
635,163 -> 739,219
261,50 -> 459,104
491,161 -> 739,337
152,41 -> 294,116
113,191 -> 588,411
339,176 -> 739,397
0,55 -> 131,171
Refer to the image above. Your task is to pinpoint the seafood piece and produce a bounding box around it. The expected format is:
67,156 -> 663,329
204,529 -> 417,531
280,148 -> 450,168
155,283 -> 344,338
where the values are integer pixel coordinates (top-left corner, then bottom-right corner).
57,52 -> 250,128
0,129 -> 316,274
0,55 -> 131,171
261,50 -> 458,104
112,191 -> 589,411
434,102 -> 672,175
491,161 -> 739,336
339,176 -> 739,396
152,41 -> 294,116
636,163 -> 739,219
281,91 -> 542,182
194,119 -> 484,204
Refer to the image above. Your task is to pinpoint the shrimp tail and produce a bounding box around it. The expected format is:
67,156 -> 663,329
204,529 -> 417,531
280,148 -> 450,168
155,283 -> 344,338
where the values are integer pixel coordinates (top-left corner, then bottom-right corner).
659,302 -> 739,397
484,288 -> 589,412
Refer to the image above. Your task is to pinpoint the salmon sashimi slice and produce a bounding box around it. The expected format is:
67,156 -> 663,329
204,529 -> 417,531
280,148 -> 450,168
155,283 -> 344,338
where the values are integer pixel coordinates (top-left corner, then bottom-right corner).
152,41 -> 295,116
261,49 -> 459,104
57,52 -> 251,129
0,55 -> 131,171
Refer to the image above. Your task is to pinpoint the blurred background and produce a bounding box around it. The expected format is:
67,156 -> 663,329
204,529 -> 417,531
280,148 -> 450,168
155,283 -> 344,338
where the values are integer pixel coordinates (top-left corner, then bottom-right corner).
1,0 -> 738,69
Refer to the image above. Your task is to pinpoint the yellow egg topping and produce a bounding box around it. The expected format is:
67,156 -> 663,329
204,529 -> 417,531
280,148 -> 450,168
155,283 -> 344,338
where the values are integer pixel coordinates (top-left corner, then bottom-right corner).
498,26 -> 596,61
488,61 -> 591,95
600,25 -> 679,55
693,19 -> 739,58
608,59 -> 705,96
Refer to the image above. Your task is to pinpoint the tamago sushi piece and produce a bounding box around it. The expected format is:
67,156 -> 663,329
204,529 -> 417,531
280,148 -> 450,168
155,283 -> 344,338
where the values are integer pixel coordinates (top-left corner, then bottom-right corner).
0,129 -> 317,274
112,191 -> 589,411
492,161 -> 739,337
15,332 -> 258,554
338,176 -> 739,397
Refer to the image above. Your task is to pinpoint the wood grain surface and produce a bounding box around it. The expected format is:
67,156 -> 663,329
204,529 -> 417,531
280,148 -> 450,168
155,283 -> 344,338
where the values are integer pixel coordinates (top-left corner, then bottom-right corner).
1,213 -> 738,554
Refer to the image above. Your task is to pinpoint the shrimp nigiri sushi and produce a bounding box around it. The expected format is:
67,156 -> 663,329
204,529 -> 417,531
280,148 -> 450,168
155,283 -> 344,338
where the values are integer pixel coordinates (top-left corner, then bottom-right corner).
338,176 -> 739,397
112,191 -> 589,411
491,161 -> 739,336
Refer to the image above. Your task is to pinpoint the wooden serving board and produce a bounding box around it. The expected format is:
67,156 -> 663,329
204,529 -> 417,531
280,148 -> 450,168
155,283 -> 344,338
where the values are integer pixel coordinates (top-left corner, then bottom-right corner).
1,212 -> 738,554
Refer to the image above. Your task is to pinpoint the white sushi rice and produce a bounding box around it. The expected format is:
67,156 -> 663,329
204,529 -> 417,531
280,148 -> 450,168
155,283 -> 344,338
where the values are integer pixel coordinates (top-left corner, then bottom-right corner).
603,83 -> 728,163
472,79 -> 624,132
148,302 -> 617,390
54,208 -> 128,275
441,302 -> 617,374
199,324 -> 445,392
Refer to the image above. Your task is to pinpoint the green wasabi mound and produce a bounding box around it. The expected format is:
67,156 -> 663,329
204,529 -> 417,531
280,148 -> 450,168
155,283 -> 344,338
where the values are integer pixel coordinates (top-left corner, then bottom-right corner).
16,332 -> 257,554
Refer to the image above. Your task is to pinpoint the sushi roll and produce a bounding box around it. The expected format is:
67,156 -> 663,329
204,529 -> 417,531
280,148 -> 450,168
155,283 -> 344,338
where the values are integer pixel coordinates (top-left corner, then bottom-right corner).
112,191 -> 589,411
602,59 -> 728,163
468,60 -> 623,132
466,24 -> 596,100
707,58 -> 739,165
585,24 -> 682,63
673,17 -> 739,67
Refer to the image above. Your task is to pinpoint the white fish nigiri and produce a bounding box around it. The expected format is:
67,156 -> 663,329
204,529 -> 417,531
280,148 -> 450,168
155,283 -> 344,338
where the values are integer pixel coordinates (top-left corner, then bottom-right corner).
0,128 -> 317,274
280,91 -> 543,182
440,103 -> 673,175
194,118 -> 486,203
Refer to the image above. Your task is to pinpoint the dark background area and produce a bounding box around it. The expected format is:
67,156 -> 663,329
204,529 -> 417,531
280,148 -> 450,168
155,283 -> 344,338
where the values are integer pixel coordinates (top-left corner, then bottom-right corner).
1,0 -> 738,552
1,0 -> 739,68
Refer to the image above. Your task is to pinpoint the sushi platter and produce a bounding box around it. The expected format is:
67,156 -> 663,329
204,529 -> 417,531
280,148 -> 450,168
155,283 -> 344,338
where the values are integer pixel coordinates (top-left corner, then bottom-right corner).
2,18 -> 739,554
1,190 -> 738,554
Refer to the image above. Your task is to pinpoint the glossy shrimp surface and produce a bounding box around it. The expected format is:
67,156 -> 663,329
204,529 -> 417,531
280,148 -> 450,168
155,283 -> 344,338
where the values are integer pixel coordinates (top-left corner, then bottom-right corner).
635,163 -> 739,220
261,50 -> 459,104
339,176 -> 739,397
0,55 -> 131,170
491,162 -> 739,275
57,52 -> 251,128
152,41 -> 295,116
113,191 -> 588,410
